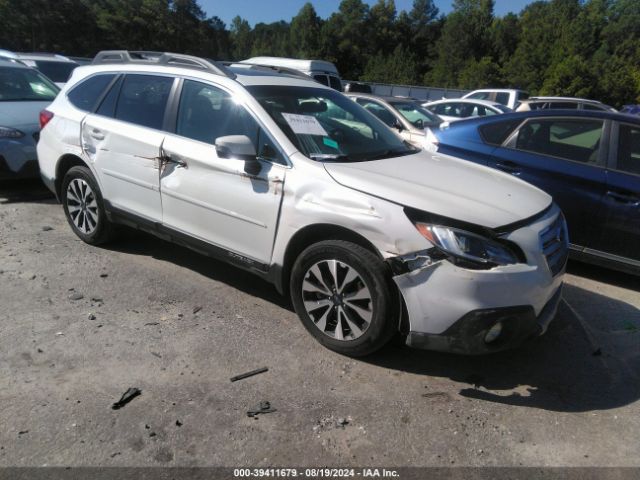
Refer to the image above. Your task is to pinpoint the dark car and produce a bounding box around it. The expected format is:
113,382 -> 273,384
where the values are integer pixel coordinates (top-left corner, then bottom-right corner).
431,110 -> 640,273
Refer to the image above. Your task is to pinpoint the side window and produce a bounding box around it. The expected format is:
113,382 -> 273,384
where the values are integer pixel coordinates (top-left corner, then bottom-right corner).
95,76 -> 122,118
114,74 -> 173,130
313,74 -> 329,86
617,124 -> 640,175
479,119 -> 522,145
495,92 -> 510,105
548,102 -> 578,109
356,98 -> 396,127
176,80 -> 283,162
515,119 -> 604,164
67,74 -> 116,111
583,103 -> 605,111
468,92 -> 490,101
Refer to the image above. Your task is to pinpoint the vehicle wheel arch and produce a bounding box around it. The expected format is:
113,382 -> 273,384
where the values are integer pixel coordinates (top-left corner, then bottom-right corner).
55,154 -> 89,199
277,223 -> 384,296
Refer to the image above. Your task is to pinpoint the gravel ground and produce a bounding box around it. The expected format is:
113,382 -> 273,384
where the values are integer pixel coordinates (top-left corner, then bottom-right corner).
1,179 -> 639,467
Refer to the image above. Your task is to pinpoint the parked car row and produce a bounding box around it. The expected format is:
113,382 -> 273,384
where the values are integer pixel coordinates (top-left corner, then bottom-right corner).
2,48 -> 637,357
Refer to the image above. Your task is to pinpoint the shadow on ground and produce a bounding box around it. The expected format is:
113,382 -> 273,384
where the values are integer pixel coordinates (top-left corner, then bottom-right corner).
365,284 -> 640,413
567,259 -> 640,292
0,179 -> 56,204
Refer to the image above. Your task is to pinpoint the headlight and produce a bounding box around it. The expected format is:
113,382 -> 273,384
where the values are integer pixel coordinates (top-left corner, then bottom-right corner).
0,126 -> 25,138
414,222 -> 519,267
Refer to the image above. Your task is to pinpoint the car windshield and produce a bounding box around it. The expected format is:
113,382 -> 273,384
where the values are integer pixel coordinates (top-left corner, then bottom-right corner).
247,85 -> 417,162
34,60 -> 77,83
389,101 -> 441,128
0,67 -> 59,101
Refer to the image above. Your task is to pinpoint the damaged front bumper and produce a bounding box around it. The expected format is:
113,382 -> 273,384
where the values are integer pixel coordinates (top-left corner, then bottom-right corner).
389,248 -> 564,355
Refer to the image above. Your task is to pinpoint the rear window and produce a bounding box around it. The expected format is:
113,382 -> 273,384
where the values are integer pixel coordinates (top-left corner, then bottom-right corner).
34,60 -> 77,83
67,74 -> 116,111
479,119 -> 522,145
0,66 -> 59,101
495,92 -> 510,106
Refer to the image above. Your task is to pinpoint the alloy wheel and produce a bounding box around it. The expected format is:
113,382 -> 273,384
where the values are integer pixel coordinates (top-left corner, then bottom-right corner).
301,259 -> 373,341
66,178 -> 99,235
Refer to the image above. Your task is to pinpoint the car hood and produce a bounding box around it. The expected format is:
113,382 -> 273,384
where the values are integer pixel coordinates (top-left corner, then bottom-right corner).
0,101 -> 50,129
323,151 -> 552,229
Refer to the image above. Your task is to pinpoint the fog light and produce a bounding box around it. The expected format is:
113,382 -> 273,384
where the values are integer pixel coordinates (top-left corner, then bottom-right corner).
484,321 -> 503,344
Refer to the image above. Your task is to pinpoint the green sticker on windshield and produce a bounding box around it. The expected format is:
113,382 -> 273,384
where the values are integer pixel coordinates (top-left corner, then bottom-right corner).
323,137 -> 339,149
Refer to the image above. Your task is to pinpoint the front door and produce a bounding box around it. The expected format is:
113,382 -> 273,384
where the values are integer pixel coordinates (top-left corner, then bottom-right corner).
159,79 -> 286,264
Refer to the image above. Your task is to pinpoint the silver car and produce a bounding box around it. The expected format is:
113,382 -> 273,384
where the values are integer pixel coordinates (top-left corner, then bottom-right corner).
0,59 -> 59,178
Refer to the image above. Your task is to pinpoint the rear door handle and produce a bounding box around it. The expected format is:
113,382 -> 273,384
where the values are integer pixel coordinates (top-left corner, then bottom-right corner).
89,129 -> 104,141
495,161 -> 521,175
161,153 -> 187,169
606,190 -> 640,206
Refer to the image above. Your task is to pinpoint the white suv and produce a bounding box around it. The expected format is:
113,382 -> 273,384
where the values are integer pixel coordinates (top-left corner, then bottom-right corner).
37,51 -> 567,356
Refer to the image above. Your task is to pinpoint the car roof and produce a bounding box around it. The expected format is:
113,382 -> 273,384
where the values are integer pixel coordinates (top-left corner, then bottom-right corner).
527,96 -> 603,104
465,88 -> 527,94
14,53 -> 76,63
242,56 -> 339,75
345,93 -> 418,104
0,58 -> 30,69
443,108 -> 640,127
425,98 -> 502,108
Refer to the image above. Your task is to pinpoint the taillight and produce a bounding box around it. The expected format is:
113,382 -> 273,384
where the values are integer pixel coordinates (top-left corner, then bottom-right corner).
39,110 -> 54,129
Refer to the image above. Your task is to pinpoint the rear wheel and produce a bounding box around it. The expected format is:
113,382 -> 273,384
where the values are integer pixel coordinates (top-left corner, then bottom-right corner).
290,240 -> 398,356
61,166 -> 115,245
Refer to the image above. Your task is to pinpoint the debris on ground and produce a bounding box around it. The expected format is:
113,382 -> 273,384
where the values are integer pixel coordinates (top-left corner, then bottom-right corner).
41,226 -> 53,231
313,415 -> 353,433
144,322 -> 159,326
110,452 -> 121,458
247,401 -> 276,418
175,420 -> 183,427
68,292 -> 84,301
336,417 -> 349,427
111,387 -> 141,410
230,367 -> 268,382
87,313 -> 96,320
100,273 -> 108,278
192,306 -> 202,314
150,352 -> 162,359
18,430 -> 28,435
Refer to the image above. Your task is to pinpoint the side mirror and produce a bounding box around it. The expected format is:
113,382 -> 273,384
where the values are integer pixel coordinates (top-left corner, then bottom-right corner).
392,120 -> 405,132
414,118 -> 424,130
215,135 -> 261,176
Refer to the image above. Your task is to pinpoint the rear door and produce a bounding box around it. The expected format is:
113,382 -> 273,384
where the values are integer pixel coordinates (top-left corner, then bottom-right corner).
82,73 -> 176,222
490,116 -> 609,248
594,121 -> 640,263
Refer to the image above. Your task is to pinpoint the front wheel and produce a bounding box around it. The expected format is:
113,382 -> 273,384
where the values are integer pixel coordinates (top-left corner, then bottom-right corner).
290,240 -> 398,357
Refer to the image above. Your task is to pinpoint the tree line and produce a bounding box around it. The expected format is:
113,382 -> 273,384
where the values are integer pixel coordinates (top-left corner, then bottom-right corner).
1,0 -> 639,107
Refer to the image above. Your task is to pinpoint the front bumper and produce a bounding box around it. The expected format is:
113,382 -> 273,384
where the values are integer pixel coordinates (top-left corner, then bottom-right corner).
0,136 -> 39,179
405,285 -> 562,354
392,206 -> 566,354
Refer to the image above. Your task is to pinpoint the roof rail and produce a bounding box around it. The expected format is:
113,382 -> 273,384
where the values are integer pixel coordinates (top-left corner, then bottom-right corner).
91,50 -> 236,79
223,62 -> 312,81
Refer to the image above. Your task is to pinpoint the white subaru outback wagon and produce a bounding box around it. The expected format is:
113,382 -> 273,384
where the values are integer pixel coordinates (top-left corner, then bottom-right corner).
37,51 -> 567,357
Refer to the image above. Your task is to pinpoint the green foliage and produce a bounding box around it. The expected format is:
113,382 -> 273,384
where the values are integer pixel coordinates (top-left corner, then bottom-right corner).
1,0 -> 639,106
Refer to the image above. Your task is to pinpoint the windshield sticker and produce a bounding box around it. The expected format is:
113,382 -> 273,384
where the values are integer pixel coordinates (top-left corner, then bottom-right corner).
323,137 -> 339,149
281,113 -> 328,136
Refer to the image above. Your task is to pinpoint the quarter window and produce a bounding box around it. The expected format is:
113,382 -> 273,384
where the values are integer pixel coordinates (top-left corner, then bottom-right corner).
67,74 -> 116,111
114,74 -> 173,130
617,124 -> 640,175
514,119 -> 604,164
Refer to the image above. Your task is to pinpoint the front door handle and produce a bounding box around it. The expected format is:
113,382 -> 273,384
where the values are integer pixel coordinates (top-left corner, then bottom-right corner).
495,161 -> 521,174
606,190 -> 640,206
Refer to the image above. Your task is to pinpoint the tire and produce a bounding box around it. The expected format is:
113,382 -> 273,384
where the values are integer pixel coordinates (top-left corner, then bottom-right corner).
290,240 -> 398,357
61,166 -> 116,245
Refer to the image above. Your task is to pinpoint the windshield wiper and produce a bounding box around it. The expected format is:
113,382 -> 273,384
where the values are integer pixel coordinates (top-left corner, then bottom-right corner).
309,153 -> 351,162
367,149 -> 416,161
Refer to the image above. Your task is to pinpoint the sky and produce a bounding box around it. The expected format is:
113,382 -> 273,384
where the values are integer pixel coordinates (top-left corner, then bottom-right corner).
199,0 -> 535,27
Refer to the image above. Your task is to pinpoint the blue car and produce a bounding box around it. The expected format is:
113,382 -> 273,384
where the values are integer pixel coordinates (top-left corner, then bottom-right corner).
431,109 -> 640,273
0,58 -> 59,178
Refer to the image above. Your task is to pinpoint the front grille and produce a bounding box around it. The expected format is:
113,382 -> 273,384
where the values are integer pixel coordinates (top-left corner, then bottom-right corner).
539,214 -> 568,276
